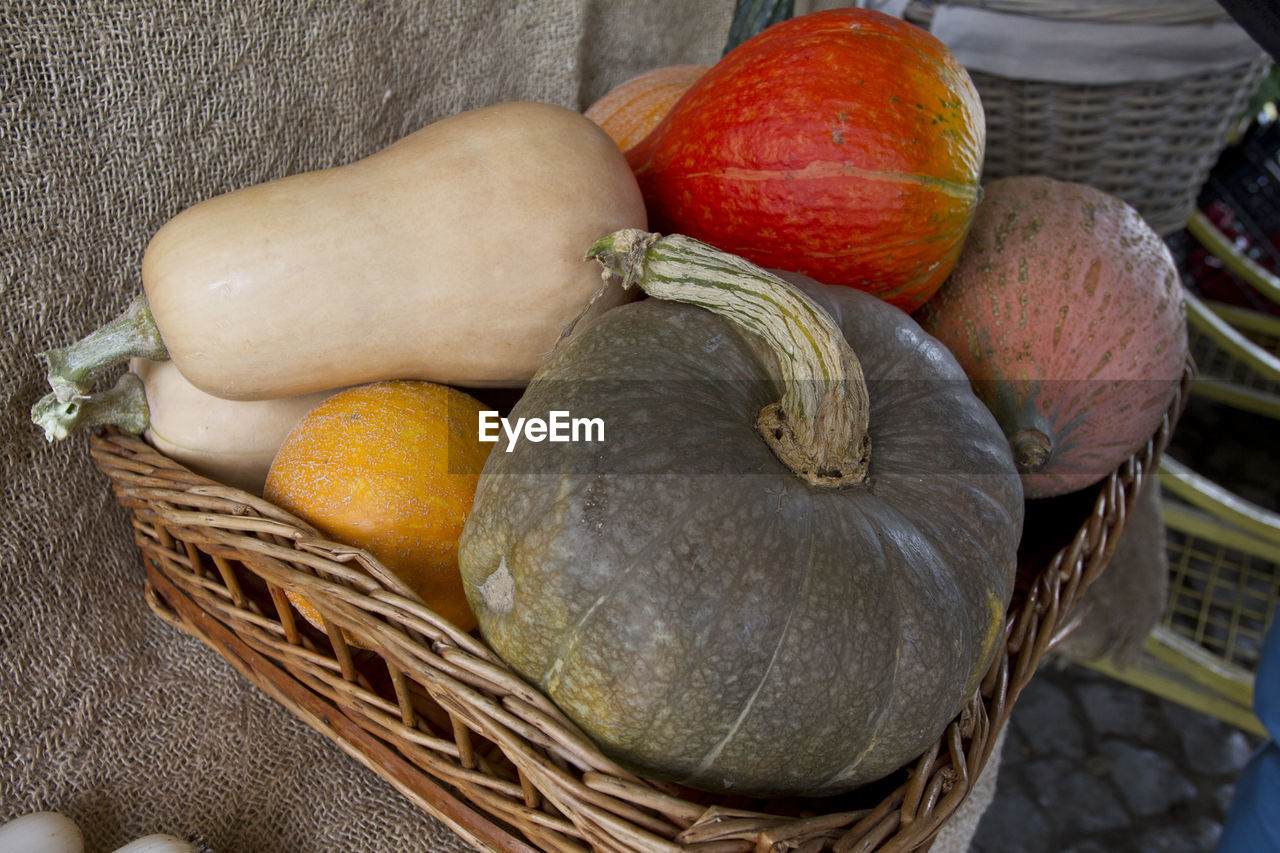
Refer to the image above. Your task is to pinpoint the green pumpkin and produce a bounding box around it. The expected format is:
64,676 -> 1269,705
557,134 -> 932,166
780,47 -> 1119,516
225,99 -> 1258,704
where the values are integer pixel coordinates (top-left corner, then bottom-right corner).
459,231 -> 1024,797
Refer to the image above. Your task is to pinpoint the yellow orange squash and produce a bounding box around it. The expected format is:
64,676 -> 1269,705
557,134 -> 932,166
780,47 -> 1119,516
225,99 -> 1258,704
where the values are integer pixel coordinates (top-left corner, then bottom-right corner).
584,65 -> 708,154
264,380 -> 491,634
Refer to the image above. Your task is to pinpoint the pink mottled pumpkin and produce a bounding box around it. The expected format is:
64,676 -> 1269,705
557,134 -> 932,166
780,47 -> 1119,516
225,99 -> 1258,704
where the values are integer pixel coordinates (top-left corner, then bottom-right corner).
915,175 -> 1188,499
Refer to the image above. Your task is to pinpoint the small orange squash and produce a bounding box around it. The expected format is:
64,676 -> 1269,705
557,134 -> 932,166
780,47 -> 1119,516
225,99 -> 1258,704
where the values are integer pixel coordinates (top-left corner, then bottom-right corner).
584,65 -> 708,154
264,380 -> 491,634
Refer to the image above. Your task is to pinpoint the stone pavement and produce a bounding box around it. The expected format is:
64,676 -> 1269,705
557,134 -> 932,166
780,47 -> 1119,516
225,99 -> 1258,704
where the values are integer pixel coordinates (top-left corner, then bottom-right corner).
970,661 -> 1264,852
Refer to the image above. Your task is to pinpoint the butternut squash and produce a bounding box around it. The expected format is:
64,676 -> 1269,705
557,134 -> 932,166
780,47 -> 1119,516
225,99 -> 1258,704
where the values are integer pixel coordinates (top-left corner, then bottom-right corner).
30,358 -> 337,494
37,101 -> 647,402
134,358 -> 338,494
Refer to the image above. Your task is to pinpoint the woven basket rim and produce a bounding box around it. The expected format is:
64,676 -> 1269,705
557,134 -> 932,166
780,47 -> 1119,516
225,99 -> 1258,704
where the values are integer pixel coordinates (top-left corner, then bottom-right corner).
88,361 -> 1192,852
902,0 -> 1236,26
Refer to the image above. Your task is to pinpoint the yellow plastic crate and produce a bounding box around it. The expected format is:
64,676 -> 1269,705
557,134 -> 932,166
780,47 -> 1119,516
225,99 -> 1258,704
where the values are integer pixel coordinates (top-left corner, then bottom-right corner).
1182,211 -> 1280,419
1088,458 -> 1279,736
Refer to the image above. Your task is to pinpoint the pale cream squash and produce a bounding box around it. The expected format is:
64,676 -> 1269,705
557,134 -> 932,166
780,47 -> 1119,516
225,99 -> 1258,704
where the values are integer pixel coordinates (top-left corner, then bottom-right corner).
132,358 -> 337,494
37,101 -> 647,403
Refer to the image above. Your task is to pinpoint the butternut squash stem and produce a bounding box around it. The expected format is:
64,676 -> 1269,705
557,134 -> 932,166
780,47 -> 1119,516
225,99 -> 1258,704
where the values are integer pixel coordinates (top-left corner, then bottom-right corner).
30,371 -> 149,443
41,294 -> 168,402
585,228 -> 870,488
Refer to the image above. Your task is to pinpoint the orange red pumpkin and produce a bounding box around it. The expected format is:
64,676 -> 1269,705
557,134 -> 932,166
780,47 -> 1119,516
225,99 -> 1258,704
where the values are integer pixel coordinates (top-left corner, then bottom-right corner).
626,8 -> 985,312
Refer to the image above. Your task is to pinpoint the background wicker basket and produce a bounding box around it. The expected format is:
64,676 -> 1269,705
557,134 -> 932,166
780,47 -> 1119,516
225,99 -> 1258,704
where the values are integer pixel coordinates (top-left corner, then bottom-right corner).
85,363 -> 1191,853
895,0 -> 1272,235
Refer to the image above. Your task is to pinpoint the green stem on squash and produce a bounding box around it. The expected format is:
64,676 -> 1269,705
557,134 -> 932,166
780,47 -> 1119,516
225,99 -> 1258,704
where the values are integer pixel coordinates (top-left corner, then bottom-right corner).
724,0 -> 794,54
31,371 -> 150,443
586,228 -> 870,488
41,294 -> 168,401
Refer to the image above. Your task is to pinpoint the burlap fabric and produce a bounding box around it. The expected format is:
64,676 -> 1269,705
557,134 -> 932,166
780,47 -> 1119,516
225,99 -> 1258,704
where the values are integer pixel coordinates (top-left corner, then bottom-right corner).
1054,478 -> 1170,668
2,3 -> 996,850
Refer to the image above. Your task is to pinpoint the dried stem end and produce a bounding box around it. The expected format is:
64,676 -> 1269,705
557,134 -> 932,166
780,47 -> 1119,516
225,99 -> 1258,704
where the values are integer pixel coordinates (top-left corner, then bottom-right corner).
31,371 -> 149,443
1010,428 -> 1052,474
758,399 -> 870,488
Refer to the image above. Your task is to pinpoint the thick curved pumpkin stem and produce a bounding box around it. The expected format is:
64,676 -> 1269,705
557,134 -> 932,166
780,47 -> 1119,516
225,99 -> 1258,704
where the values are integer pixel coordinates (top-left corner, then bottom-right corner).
41,294 -> 168,401
31,371 -> 149,443
586,228 -> 870,487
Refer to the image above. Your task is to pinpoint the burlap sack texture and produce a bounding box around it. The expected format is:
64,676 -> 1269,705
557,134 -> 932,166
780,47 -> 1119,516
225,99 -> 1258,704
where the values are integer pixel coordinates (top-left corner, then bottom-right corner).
1054,478 -> 1170,668
2,3 -> 997,850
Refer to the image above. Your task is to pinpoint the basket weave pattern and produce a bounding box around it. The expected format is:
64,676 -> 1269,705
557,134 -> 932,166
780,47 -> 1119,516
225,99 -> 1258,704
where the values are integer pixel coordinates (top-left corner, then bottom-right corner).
88,366 -> 1190,853
972,60 -> 1271,236
903,0 -> 1271,236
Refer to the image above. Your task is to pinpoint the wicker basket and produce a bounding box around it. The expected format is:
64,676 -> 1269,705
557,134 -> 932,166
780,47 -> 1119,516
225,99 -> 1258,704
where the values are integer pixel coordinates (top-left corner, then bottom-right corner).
900,0 -> 1272,236
85,362 -> 1192,853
